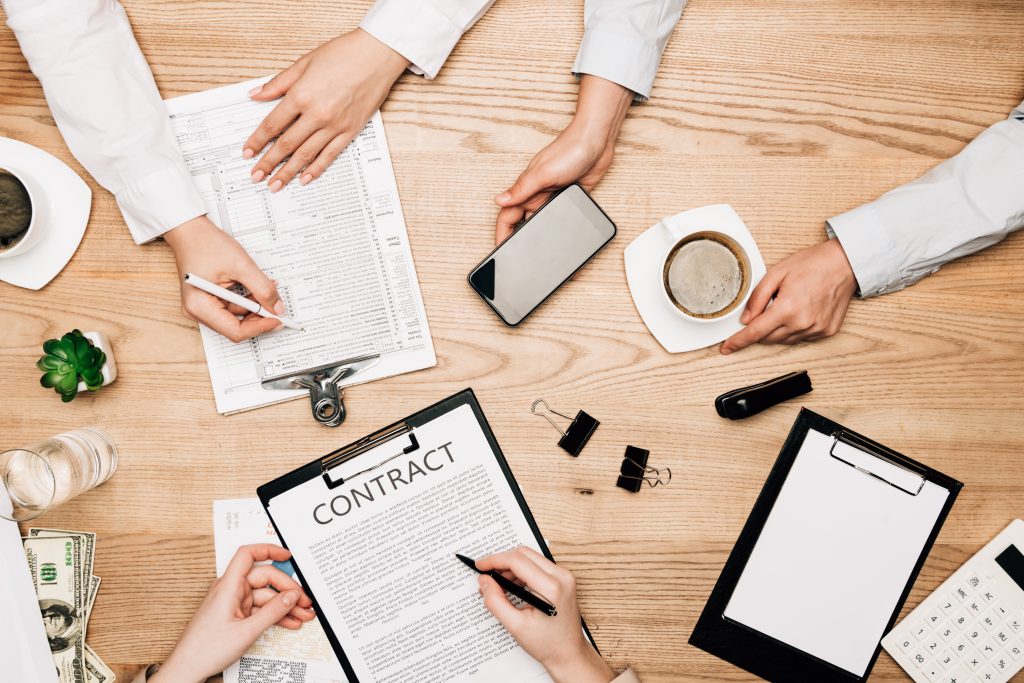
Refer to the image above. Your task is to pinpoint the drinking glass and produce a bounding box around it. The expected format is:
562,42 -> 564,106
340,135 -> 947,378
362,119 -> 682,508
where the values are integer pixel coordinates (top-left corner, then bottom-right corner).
0,427 -> 117,522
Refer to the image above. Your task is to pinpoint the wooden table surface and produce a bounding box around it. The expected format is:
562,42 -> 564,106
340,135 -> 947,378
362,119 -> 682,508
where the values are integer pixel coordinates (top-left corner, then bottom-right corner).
2,0 -> 1023,680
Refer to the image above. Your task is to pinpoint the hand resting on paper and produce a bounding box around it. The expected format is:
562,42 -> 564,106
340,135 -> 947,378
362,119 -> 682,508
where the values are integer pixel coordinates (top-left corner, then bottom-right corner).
164,216 -> 284,343
149,544 -> 315,683
243,29 -> 410,192
477,546 -> 617,683
720,239 -> 858,354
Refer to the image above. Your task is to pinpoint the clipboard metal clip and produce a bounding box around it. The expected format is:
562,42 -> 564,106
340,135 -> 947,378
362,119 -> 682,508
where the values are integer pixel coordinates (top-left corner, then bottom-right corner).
828,430 -> 927,496
260,352 -> 382,427
320,421 -> 420,488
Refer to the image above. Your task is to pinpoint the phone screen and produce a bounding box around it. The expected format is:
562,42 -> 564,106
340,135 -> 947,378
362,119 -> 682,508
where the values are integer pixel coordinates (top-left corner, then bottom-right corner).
468,184 -> 616,326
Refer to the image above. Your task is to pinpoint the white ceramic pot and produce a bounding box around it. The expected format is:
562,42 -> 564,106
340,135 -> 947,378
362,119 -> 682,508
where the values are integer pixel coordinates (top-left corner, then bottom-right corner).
77,331 -> 117,393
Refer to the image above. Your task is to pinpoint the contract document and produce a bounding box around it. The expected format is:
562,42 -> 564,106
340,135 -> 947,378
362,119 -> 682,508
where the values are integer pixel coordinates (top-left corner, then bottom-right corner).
214,498 -> 348,683
165,79 -> 435,414
261,394 -> 557,683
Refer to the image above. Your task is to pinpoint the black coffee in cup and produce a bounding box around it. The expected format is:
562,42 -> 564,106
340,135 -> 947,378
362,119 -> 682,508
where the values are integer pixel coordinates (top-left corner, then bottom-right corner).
0,169 -> 32,252
662,231 -> 750,319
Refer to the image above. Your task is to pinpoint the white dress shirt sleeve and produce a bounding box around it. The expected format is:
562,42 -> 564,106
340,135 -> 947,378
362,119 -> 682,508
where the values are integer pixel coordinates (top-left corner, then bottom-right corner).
3,0 -> 206,245
827,98 -> 1024,298
573,0 -> 687,102
360,0 -> 496,79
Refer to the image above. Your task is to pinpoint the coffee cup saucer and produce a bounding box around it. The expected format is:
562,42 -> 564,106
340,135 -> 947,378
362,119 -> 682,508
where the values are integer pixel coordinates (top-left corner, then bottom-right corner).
0,137 -> 91,291
624,204 -> 766,353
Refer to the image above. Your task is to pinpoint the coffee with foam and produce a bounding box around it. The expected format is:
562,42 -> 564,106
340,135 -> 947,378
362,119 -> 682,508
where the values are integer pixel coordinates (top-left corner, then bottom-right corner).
662,232 -> 749,319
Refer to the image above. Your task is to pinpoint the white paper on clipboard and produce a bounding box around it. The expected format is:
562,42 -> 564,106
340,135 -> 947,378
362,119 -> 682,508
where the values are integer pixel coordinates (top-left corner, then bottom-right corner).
723,429 -> 950,677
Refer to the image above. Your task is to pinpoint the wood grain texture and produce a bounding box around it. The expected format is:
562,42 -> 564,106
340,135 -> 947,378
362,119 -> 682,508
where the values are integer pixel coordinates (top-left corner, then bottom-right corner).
1,0 -> 1023,680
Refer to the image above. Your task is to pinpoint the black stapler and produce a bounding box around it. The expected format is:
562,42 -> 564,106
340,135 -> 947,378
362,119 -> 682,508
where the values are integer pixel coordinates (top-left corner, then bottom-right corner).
715,370 -> 812,420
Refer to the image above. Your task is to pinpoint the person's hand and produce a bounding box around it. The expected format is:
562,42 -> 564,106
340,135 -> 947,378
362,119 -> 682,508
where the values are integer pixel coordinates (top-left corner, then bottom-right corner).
243,29 -> 410,192
151,545 -> 315,683
720,239 -> 858,354
164,216 -> 284,342
476,547 -> 616,683
494,75 -> 633,244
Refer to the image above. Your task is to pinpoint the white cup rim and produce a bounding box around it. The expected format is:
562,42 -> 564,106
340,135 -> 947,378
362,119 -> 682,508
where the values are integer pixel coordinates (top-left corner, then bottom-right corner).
0,447 -> 56,522
0,166 -> 44,259
660,228 -> 753,324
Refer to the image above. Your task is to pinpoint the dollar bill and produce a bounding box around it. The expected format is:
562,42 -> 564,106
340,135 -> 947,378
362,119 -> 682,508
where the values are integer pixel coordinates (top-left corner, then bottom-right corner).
30,528 -> 96,605
85,644 -> 116,683
24,534 -> 86,683
84,575 -> 101,636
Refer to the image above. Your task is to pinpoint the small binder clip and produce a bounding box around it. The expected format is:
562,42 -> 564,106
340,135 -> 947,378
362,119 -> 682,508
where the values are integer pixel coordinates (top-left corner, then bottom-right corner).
616,446 -> 671,492
260,352 -> 381,427
530,399 -> 599,457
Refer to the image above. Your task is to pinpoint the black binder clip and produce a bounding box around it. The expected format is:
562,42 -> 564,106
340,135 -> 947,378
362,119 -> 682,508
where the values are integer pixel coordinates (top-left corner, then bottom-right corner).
714,370 -> 812,420
616,446 -> 672,492
531,399 -> 599,457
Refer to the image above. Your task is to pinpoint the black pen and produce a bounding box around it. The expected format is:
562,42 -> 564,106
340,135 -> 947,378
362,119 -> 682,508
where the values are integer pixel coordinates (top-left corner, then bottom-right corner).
456,553 -> 558,617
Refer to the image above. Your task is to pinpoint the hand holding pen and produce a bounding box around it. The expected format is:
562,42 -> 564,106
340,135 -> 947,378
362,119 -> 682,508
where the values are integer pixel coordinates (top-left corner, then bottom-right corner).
469,547 -> 618,683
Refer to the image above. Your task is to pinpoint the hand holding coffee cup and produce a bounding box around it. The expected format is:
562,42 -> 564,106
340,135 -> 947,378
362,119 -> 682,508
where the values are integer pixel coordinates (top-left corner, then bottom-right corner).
662,230 -> 752,323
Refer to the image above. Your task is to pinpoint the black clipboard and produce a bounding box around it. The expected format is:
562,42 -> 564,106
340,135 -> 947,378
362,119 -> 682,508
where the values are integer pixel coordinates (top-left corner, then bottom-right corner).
689,409 -> 963,682
258,388 -> 593,681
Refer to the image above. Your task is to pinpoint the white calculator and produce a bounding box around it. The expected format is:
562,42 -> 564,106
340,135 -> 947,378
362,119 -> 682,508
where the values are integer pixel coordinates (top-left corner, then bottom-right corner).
882,519 -> 1024,683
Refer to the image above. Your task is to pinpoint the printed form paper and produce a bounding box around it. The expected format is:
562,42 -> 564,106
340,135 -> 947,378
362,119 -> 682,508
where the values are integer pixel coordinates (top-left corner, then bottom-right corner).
723,429 -> 949,676
214,498 -> 348,683
267,404 -> 554,683
166,79 -> 435,414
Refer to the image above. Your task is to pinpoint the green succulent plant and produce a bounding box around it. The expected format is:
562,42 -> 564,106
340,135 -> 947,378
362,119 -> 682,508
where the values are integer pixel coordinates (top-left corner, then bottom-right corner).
37,329 -> 107,403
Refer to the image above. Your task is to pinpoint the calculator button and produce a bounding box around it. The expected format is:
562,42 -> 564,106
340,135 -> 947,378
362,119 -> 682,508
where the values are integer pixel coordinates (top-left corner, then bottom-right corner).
980,589 -> 997,604
927,608 -> 945,626
952,609 -> 971,629
911,648 -> 929,668
993,656 -> 1009,672
938,650 -> 956,669
967,627 -> 984,642
967,600 -> 984,614
940,623 -> 957,641
951,636 -> 969,655
897,635 -> 916,653
1009,642 -> 1024,660
921,663 -> 943,682
1010,616 -> 1023,634
913,619 -> 931,639
980,612 -> 997,631
965,652 -> 984,671
994,629 -> 1010,644
940,668 -> 968,683
954,585 -> 971,602
977,664 -> 997,681
980,638 -> 999,658
941,596 -> 958,613
992,603 -> 1009,620
967,574 -> 982,589
925,637 -> 943,653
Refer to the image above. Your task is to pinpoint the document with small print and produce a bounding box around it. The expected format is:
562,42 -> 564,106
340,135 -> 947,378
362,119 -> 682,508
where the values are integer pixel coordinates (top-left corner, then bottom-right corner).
214,498 -> 348,683
165,79 -> 435,414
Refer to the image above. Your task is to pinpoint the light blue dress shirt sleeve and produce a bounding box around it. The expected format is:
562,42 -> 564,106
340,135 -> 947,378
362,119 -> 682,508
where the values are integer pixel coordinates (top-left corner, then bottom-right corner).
827,98 -> 1024,298
573,0 -> 687,102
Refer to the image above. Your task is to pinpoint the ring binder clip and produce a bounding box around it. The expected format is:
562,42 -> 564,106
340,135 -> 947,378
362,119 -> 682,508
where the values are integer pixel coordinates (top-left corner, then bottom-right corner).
828,430 -> 926,496
530,399 -> 599,457
260,352 -> 381,427
616,446 -> 671,492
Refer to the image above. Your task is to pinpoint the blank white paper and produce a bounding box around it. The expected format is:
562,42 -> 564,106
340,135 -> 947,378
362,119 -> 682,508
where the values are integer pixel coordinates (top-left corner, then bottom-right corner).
724,429 -> 949,676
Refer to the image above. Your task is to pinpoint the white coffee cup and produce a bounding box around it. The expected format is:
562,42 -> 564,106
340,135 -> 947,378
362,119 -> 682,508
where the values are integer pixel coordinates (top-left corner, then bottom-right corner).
660,225 -> 752,324
0,166 -> 49,259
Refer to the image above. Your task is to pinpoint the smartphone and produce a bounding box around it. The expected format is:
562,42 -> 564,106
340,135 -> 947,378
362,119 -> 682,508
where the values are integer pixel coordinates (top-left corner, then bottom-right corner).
468,184 -> 617,326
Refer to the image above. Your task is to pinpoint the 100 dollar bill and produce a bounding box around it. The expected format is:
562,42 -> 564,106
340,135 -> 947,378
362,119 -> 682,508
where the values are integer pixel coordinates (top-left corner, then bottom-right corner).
24,534 -> 87,683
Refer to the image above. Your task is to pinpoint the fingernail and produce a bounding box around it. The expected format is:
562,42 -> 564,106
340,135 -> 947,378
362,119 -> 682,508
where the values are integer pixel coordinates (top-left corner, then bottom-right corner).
721,347 -> 732,355
274,301 -> 286,314
300,174 -> 312,185
282,591 -> 298,607
251,169 -> 265,183
248,85 -> 263,97
740,312 -> 749,324
495,192 -> 511,204
269,179 -> 283,193
242,148 -> 254,160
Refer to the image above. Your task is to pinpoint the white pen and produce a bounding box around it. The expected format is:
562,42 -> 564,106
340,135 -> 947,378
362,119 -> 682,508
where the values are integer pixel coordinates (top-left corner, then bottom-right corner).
183,272 -> 303,331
